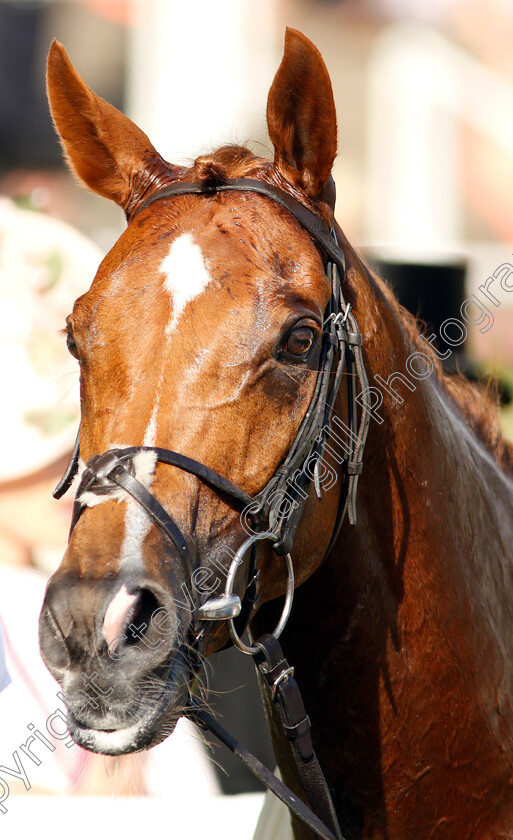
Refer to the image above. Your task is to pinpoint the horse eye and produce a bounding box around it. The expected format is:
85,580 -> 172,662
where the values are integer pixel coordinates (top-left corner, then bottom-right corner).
283,327 -> 314,358
66,327 -> 79,360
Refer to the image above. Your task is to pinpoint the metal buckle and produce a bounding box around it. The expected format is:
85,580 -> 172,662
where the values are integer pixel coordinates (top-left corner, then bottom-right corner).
324,303 -> 351,329
271,665 -> 295,701
92,451 -> 121,483
83,450 -> 136,496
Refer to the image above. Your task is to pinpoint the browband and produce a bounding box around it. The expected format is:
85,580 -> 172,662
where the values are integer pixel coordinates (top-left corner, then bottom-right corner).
132,177 -> 346,273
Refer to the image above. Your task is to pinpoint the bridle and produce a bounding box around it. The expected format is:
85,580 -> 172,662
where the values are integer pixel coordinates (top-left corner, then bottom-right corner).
55,177 -> 370,625
54,177 -> 371,840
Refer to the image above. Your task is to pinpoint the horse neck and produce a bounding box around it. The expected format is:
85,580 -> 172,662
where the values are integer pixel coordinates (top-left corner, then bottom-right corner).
284,241 -> 512,735
318,242 -> 512,636
338,244 -> 512,597
267,244 -> 513,835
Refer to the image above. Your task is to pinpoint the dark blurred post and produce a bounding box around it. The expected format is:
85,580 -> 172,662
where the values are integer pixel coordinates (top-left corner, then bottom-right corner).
370,257 -> 475,376
0,0 -> 59,173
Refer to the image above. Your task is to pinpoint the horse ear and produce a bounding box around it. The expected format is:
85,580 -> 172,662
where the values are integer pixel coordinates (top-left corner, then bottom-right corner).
46,40 -> 174,215
267,28 -> 337,201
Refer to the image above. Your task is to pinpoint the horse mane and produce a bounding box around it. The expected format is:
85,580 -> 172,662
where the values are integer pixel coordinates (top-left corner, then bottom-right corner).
187,144 -> 513,476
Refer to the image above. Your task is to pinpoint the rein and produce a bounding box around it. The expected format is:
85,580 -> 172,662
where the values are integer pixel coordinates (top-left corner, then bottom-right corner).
55,177 -> 371,839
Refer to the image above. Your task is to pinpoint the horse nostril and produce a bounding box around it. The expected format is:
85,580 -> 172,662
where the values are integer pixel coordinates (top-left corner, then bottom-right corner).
102,582 -> 178,658
124,588 -> 160,646
102,584 -> 164,654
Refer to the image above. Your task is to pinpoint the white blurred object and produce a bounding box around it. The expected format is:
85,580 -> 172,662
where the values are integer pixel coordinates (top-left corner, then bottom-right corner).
0,624 -> 9,693
5,792 -> 265,839
145,716 -> 221,799
366,24 -> 513,252
372,0 -> 463,23
127,0 -> 278,165
0,200 -> 101,481
252,769 -> 292,840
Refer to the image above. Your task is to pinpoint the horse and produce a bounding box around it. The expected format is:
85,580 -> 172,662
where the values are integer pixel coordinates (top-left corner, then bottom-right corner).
38,28 -> 513,840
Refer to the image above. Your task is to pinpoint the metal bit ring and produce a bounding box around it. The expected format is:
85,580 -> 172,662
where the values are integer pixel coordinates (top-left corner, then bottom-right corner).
226,531 -> 294,655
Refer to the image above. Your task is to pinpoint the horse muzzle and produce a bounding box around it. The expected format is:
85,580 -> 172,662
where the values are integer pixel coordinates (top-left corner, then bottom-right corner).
38,569 -> 200,755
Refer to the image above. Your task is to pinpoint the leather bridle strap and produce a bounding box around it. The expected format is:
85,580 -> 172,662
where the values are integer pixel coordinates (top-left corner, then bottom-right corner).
133,177 -> 346,273
187,675 -> 344,840
188,700 -> 339,840
253,633 -> 344,840
187,633 -> 344,840
67,446 -> 255,585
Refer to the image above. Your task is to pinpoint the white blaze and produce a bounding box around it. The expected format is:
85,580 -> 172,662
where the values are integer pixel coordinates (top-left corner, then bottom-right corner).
119,233 -> 213,570
161,233 -> 213,334
116,448 -> 158,574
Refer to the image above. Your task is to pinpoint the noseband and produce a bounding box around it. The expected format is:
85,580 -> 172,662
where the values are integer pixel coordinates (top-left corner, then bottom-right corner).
55,177 -> 370,641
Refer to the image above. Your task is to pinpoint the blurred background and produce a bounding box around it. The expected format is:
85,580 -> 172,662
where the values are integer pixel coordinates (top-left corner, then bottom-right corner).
0,0 -> 512,837
2,0 -> 513,410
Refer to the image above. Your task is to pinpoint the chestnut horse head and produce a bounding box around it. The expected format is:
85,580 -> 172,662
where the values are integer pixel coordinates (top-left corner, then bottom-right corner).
39,29 -> 352,754
39,28 -> 513,839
